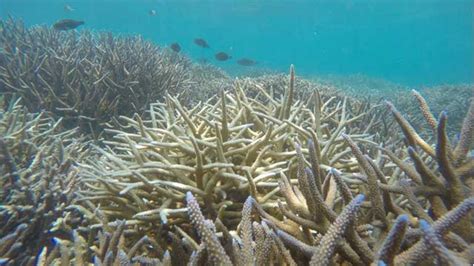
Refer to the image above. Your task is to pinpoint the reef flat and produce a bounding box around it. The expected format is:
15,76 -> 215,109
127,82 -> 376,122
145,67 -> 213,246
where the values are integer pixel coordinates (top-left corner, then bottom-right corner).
0,19 -> 473,265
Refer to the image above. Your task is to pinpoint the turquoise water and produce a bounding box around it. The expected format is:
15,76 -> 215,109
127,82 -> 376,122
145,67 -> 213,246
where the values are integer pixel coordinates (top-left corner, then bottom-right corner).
1,0 -> 472,87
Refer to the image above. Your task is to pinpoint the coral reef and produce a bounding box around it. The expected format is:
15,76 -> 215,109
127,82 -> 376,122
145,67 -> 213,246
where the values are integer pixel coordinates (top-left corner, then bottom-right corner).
0,19 -> 194,137
312,73 -> 409,101
0,20 -> 472,266
76,65 -> 377,231
396,85 -> 473,138
72,66 -> 471,265
313,74 -> 473,137
244,72 -> 343,100
182,63 -> 233,106
0,100 -> 89,265
34,219 -> 173,265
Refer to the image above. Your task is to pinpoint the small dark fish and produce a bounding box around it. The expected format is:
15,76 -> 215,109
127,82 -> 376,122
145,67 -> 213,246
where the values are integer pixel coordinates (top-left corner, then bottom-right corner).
149,9 -> 157,16
170,43 -> 181,53
237,58 -> 257,66
194,38 -> 210,48
53,19 -> 84,31
215,52 -> 231,61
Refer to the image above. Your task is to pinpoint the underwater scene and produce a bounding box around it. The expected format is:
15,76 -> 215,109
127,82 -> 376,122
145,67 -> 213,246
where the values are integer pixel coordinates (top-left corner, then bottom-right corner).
0,0 -> 473,265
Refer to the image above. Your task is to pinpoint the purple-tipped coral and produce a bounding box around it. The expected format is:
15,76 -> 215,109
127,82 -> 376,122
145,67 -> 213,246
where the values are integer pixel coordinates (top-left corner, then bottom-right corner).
186,192 -> 232,265
310,194 -> 365,266
376,214 -> 409,265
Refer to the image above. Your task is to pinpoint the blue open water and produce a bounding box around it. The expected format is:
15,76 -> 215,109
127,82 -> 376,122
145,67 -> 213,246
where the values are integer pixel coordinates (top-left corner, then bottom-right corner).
1,0 -> 472,87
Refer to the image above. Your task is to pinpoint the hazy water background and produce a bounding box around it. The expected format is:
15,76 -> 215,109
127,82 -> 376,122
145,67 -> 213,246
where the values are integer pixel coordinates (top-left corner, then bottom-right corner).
1,0 -> 472,87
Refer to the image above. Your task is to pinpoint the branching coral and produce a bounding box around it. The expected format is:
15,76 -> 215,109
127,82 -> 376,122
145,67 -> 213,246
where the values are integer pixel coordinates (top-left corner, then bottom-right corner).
69,63 -> 472,265
186,191 -> 232,265
183,191 -> 305,265
0,20 -> 471,264
77,64 -> 376,231
0,100 -> 89,264
35,221 -> 173,266
309,194 -> 365,266
383,93 -> 472,220
390,85 -> 473,138
0,18 -> 194,136
181,171 -> 472,265
182,63 -> 233,106
201,87 -> 471,265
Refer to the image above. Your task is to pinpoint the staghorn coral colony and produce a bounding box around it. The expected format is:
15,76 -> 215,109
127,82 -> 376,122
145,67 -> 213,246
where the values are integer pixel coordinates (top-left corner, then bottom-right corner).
0,19 -> 473,265
0,19 -> 198,137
